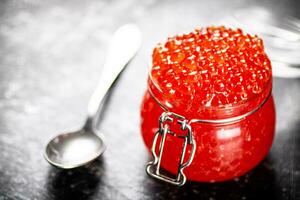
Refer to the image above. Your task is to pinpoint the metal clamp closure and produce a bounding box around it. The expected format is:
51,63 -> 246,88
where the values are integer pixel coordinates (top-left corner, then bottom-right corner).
146,112 -> 196,186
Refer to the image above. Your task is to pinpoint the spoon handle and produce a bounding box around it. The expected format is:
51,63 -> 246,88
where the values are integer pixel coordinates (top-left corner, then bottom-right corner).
85,24 -> 142,130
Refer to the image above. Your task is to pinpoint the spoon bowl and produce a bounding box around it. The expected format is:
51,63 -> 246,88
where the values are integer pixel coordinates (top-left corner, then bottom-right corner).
45,129 -> 105,169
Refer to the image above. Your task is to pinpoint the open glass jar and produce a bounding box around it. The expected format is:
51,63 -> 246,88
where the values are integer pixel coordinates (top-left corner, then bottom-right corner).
140,26 -> 276,186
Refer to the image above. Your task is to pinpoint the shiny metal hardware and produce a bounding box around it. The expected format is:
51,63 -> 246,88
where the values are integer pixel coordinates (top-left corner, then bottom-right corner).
146,112 -> 196,186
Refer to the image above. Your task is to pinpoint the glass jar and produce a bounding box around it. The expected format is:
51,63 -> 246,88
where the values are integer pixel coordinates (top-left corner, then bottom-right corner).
140,27 -> 276,186
141,75 -> 275,185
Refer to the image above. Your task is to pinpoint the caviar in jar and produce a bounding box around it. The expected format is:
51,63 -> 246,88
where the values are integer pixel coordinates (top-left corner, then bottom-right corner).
140,26 -> 275,183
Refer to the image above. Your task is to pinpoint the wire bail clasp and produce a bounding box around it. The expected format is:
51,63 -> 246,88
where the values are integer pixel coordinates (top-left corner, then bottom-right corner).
146,112 -> 196,186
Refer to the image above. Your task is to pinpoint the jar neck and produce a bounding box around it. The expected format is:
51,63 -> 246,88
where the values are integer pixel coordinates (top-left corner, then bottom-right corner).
148,76 -> 272,120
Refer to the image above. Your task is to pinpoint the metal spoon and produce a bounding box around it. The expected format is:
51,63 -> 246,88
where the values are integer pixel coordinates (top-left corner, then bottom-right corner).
44,24 -> 142,169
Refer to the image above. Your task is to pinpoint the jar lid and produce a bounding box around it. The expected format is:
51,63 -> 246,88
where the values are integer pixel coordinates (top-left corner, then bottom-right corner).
148,26 -> 272,120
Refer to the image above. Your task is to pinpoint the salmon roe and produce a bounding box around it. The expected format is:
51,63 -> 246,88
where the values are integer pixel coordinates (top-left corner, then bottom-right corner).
141,26 -> 275,182
150,26 -> 272,117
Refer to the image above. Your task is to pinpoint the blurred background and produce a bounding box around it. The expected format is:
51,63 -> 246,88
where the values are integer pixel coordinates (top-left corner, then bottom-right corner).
0,0 -> 299,199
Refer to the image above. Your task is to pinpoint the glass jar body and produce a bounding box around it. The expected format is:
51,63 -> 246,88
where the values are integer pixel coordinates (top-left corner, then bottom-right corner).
140,90 -> 275,182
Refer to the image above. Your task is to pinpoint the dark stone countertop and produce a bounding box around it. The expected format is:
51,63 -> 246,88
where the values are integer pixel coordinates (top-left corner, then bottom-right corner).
0,0 -> 299,199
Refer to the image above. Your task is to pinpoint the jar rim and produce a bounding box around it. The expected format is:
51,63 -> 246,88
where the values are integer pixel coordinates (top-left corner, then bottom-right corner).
147,65 -> 273,120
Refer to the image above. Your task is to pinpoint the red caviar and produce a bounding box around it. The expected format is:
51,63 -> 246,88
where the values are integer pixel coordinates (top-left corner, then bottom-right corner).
141,26 -> 275,182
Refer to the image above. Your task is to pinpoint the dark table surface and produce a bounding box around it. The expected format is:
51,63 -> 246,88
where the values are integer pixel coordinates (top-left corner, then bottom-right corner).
0,0 -> 300,199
